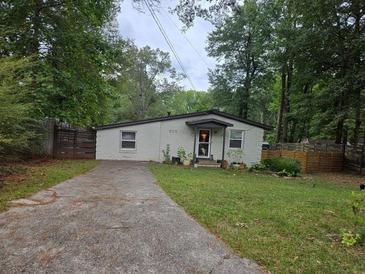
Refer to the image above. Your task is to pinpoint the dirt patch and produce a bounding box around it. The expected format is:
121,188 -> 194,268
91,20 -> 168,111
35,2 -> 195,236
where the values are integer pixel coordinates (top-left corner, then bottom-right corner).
307,172 -> 365,186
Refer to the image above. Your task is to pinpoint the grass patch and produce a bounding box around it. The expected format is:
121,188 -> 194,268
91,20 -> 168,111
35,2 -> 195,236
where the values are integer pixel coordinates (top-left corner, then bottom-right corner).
149,163 -> 365,273
0,160 -> 99,212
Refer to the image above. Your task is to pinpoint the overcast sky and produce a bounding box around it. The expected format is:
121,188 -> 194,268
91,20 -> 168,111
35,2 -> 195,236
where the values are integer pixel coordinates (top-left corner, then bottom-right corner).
117,1 -> 216,91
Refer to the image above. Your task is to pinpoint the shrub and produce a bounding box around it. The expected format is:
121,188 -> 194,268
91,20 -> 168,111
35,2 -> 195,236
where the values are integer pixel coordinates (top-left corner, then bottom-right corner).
162,144 -> 171,163
227,149 -> 244,164
0,57 -> 39,161
262,157 -> 301,176
248,162 -> 267,172
177,146 -> 186,162
341,230 -> 361,247
340,191 -> 365,247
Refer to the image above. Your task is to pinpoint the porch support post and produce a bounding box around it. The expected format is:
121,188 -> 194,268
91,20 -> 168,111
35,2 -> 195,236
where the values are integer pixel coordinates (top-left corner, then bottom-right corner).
221,127 -> 226,167
193,127 -> 197,164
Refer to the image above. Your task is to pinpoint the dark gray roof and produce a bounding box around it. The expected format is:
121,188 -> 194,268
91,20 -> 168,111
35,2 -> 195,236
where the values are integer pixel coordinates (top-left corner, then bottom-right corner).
96,109 -> 273,130
186,118 -> 233,128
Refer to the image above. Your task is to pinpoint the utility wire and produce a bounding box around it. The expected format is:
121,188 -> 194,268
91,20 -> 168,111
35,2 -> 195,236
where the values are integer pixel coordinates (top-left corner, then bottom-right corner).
143,0 -> 196,90
159,7 -> 211,68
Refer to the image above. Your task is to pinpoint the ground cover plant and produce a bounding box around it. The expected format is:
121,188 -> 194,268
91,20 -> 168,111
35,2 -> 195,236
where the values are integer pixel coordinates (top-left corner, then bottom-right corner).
149,163 -> 365,273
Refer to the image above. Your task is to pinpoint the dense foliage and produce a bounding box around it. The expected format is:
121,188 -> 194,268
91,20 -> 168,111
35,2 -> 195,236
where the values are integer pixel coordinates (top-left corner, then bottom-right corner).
0,1 -> 215,158
262,157 -> 301,176
1,0 -> 364,160
0,57 -> 38,160
205,0 -> 365,144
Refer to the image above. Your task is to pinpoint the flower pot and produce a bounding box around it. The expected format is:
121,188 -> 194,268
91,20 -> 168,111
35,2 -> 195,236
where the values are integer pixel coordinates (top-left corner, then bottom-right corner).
183,160 -> 191,166
239,163 -> 247,170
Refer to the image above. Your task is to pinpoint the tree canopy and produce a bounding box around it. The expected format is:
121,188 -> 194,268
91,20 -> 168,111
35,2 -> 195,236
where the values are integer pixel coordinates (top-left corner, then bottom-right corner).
205,0 -> 365,144
1,0 -> 364,160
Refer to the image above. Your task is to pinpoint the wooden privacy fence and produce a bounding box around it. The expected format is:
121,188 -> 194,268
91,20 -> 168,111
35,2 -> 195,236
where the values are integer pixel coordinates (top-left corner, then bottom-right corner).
345,145 -> 365,174
53,125 -> 96,159
262,146 -> 344,173
268,143 -> 344,152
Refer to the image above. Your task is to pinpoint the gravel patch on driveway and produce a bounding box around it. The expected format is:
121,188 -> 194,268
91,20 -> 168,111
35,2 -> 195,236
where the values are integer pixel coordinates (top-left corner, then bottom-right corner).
0,161 -> 264,274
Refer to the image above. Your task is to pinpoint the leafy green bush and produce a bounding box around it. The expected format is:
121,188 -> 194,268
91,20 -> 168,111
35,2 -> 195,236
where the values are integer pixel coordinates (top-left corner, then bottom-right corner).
341,230 -> 361,247
262,157 -> 301,176
0,57 -> 39,161
248,162 -> 267,172
341,191 -> 365,247
162,144 -> 171,163
177,146 -> 186,162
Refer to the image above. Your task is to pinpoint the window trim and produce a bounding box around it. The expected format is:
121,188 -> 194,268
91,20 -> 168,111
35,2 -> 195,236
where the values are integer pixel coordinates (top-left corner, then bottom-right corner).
229,129 -> 244,149
120,130 -> 137,150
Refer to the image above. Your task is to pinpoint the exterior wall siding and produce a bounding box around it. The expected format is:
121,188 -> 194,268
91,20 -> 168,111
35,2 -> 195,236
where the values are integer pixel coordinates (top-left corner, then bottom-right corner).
96,114 -> 264,165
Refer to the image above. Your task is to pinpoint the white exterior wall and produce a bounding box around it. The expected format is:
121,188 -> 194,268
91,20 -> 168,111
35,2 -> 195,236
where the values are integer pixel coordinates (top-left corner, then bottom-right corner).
96,123 -> 161,161
96,114 -> 264,165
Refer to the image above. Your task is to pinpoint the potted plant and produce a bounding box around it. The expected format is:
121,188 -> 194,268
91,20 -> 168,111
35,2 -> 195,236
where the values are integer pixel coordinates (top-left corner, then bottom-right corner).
227,149 -> 244,169
183,153 -> 193,166
177,146 -> 192,166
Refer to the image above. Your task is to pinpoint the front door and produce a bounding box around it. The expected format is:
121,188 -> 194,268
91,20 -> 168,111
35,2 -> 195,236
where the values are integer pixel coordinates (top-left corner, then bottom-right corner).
197,129 -> 211,158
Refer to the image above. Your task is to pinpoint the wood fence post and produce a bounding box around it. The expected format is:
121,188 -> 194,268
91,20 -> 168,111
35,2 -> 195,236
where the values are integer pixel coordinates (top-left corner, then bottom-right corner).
73,130 -> 77,159
53,124 -> 58,159
304,152 -> 308,173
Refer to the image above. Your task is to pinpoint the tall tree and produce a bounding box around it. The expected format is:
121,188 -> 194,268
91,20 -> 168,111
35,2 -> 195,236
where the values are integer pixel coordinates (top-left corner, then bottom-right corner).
0,0 -> 121,126
111,46 -> 183,121
160,89 -> 214,115
207,0 -> 273,120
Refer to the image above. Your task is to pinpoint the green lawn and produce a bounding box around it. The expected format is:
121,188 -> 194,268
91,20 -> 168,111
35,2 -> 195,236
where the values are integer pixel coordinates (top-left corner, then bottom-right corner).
0,160 -> 99,212
149,163 -> 365,274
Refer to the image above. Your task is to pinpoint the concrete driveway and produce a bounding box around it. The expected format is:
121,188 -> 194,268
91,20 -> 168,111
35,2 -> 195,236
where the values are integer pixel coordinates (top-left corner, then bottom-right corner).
0,161 -> 263,274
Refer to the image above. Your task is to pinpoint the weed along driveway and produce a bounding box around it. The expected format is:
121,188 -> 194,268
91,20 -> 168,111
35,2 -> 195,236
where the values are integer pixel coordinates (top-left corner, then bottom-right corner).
0,161 -> 263,274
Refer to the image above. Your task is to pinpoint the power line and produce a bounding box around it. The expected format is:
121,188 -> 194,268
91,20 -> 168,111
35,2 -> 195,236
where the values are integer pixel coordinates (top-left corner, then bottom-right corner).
143,0 -> 196,90
144,0 -> 195,89
159,7 -> 211,68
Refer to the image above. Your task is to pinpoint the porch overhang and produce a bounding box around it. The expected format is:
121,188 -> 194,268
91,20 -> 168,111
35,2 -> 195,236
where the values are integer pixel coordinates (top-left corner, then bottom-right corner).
187,118 -> 232,167
185,118 -> 233,128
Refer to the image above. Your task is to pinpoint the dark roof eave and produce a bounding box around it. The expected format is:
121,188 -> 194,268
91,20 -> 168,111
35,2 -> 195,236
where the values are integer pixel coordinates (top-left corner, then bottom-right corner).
96,109 -> 273,131
186,118 -> 233,127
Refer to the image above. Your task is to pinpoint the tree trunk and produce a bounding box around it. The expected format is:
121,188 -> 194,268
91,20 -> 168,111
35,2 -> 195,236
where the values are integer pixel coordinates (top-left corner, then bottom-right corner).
353,96 -> 361,146
351,0 -> 362,146
276,65 -> 286,143
281,59 -> 292,142
242,87 -> 249,119
238,86 -> 249,119
335,117 -> 344,144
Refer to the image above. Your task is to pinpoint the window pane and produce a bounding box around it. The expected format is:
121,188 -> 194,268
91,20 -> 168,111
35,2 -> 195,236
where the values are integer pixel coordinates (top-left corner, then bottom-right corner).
198,144 -> 209,156
230,140 -> 242,148
121,141 -> 135,149
122,132 -> 135,140
230,130 -> 242,139
199,130 -> 210,142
